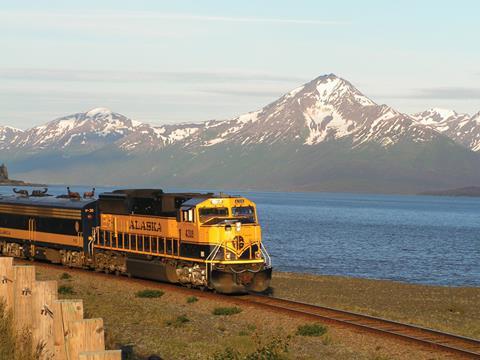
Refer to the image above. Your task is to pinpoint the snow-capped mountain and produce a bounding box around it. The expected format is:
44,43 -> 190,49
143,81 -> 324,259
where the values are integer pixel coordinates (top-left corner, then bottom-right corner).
0,107 -> 203,153
2,74 -> 480,193
116,122 -> 203,152
0,75 -> 451,155
1,108 -> 141,152
412,108 -> 480,151
194,74 -> 442,148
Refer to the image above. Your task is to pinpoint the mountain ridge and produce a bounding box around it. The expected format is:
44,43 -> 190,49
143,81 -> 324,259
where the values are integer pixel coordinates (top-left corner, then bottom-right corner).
2,74 -> 480,193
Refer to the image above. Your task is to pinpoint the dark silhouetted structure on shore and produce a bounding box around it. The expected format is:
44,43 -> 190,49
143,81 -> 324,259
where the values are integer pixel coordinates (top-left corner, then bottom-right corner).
0,163 -> 8,180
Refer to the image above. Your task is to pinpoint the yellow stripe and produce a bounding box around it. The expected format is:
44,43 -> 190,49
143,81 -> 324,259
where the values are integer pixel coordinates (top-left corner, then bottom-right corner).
0,226 -> 83,247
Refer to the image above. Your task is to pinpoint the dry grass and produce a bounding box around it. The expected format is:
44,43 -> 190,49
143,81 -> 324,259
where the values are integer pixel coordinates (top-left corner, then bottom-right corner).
271,272 -> 480,339
31,264 -> 459,360
0,300 -> 44,360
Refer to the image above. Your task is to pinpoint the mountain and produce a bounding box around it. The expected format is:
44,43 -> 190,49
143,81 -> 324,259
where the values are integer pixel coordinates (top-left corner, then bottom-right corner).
0,126 -> 23,150
0,107 -> 204,154
2,74 -> 480,193
412,108 -> 480,151
187,74 -> 442,149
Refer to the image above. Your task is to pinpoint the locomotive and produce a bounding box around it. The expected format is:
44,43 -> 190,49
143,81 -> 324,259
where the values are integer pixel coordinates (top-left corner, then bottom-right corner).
0,188 -> 272,294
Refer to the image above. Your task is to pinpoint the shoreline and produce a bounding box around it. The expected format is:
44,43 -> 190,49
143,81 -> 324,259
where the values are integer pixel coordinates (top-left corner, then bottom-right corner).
275,270 -> 480,289
0,181 -> 49,187
4,181 -> 480,199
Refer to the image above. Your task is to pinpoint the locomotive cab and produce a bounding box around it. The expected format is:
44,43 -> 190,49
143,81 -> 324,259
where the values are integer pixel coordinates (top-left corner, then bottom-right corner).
179,196 -> 272,293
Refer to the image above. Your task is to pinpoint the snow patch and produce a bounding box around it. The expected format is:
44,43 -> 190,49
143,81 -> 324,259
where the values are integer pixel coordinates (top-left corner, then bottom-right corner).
86,107 -> 112,117
204,137 -> 225,146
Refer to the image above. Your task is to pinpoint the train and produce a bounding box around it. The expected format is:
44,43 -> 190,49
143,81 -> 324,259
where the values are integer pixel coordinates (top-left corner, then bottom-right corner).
0,188 -> 272,294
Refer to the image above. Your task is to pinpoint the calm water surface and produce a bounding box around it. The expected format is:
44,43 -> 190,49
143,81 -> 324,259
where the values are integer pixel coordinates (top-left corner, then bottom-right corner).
1,185 -> 479,286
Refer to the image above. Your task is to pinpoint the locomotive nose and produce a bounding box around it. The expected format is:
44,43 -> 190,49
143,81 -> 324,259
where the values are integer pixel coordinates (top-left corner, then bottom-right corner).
224,222 -> 241,232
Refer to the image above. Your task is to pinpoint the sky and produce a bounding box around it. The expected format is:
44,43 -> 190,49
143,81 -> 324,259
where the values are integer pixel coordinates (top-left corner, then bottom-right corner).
1,0 -> 479,129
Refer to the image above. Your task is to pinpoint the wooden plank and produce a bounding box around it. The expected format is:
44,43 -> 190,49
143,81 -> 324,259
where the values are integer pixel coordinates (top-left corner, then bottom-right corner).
53,299 -> 84,360
79,350 -> 122,360
13,265 -> 35,332
67,318 -> 105,360
0,257 -> 14,311
32,280 -> 58,360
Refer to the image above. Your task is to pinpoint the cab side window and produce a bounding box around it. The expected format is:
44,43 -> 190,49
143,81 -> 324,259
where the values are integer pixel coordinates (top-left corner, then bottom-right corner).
182,208 -> 195,223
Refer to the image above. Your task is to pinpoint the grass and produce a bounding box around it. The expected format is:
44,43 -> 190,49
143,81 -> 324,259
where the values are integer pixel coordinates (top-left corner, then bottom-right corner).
213,306 -> 242,316
135,289 -> 164,298
186,296 -> 198,304
60,272 -> 72,280
32,264 -> 462,360
296,323 -> 328,337
322,334 -> 333,345
239,324 -> 257,336
165,315 -> 190,328
58,285 -> 75,295
213,335 -> 290,360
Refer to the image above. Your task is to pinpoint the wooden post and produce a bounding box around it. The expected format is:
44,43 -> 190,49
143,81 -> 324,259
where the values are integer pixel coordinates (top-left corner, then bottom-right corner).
0,257 -> 14,311
13,265 -> 35,332
67,318 -> 105,360
32,280 -> 58,359
53,299 -> 84,360
79,350 -> 122,360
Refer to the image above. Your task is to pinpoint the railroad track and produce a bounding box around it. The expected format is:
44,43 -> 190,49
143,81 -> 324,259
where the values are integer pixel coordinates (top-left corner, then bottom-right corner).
232,295 -> 480,359
15,259 -> 480,359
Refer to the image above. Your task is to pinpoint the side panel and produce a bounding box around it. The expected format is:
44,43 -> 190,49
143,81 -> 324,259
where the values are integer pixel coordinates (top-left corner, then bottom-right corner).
0,203 -> 89,249
100,214 -> 178,238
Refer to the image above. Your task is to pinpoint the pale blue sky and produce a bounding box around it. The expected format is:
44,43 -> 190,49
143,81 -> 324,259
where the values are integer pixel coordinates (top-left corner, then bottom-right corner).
1,0 -> 479,128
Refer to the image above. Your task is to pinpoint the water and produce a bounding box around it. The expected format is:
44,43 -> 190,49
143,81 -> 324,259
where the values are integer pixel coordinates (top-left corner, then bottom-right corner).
1,185 -> 479,287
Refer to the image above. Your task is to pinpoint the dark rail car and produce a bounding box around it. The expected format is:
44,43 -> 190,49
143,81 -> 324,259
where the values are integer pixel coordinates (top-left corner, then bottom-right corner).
0,195 -> 97,266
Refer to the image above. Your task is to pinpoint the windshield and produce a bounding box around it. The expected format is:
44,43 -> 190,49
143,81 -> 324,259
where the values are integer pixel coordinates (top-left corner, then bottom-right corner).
199,207 -> 229,223
232,206 -> 256,223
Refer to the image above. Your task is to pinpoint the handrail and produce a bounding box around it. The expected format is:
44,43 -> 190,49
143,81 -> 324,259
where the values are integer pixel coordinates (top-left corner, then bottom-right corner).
260,243 -> 272,268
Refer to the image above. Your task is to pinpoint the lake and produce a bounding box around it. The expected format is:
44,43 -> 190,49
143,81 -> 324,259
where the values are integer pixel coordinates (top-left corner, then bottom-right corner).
1,185 -> 479,287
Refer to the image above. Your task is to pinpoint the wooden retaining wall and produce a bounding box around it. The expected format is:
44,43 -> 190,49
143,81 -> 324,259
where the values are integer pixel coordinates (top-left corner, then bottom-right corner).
0,257 -> 121,360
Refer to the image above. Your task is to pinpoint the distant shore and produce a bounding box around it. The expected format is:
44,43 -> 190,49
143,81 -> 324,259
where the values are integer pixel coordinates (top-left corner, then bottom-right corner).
3,181 -> 480,198
0,180 -> 48,187
419,186 -> 480,197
